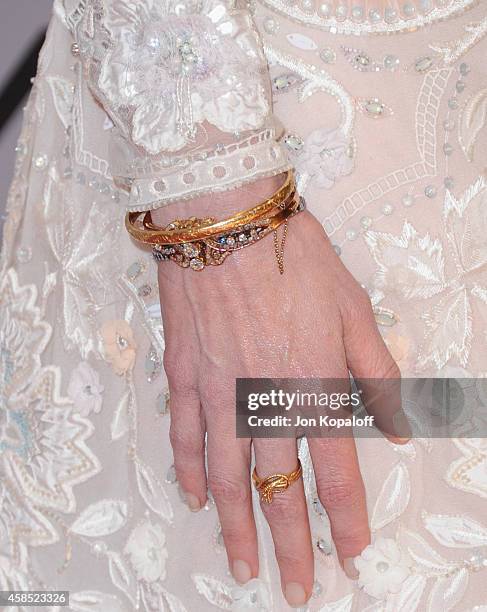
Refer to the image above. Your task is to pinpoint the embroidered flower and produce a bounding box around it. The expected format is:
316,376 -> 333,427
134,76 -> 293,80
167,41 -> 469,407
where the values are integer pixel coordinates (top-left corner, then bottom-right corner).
67,362 -> 104,417
294,127 -> 354,189
365,176 -> 487,372
100,320 -> 137,376
355,538 -> 411,599
124,520 -> 168,582
230,578 -> 271,611
81,0 -> 270,154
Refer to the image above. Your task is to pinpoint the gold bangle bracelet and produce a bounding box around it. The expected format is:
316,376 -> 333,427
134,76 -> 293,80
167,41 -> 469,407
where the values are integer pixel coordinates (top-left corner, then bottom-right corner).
125,170 -> 296,246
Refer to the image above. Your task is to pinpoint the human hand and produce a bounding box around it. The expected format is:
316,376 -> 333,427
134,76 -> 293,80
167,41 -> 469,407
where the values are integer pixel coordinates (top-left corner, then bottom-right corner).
155,179 -> 407,607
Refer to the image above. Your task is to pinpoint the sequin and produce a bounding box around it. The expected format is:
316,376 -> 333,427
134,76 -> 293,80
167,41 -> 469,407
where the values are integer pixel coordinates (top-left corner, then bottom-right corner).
319,47 -> 336,64
424,184 -> 437,198
33,155 -> 48,170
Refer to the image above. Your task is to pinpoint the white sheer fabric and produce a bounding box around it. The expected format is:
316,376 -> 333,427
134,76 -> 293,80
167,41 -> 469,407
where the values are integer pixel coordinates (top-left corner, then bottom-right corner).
74,0 -> 290,210
1,0 -> 487,610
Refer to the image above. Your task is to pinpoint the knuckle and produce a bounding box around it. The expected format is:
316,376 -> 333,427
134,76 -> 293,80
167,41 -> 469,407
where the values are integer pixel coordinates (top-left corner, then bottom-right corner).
261,494 -> 303,525
220,525 -> 251,549
208,473 -> 250,505
317,479 -> 363,510
275,550 -> 306,571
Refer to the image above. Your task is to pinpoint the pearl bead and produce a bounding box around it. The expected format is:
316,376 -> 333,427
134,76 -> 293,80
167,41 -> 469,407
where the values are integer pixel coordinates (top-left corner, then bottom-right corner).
424,184 -> 437,198
384,55 -> 400,70
443,143 -> 453,156
346,229 -> 358,241
402,194 -> 414,207
360,216 -> 372,229
351,5 -> 364,20
336,4 -> 348,18
319,2 -> 331,15
369,8 -> 382,22
301,0 -> 314,11
382,203 -> 394,215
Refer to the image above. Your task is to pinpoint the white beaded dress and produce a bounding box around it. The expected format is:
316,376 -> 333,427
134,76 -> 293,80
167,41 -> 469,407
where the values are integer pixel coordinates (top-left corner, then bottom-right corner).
1,0 -> 487,610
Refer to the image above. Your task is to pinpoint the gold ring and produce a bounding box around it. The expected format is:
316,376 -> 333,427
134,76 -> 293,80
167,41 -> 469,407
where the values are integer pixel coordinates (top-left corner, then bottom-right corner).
252,460 -> 302,504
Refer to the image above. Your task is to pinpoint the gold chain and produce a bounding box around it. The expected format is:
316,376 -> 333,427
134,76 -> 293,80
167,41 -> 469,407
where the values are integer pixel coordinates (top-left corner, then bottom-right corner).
273,220 -> 288,275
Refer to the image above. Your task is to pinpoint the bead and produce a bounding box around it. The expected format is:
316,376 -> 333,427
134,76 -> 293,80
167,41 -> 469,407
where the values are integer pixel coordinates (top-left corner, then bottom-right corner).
424,184 -> 437,198
384,55 -> 400,70
376,561 -> 389,573
402,194 -> 414,207
189,258 -> 205,271
33,154 -> 48,170
448,97 -> 459,110
381,202 -> 394,215
333,244 -> 342,255
16,246 -> 32,263
284,134 -> 304,152
351,5 -> 364,20
336,3 -> 348,18
402,3 -> 416,16
364,99 -> 385,117
355,53 -> 370,67
443,143 -> 453,156
459,62 -> 470,76
127,261 -> 144,280
319,2 -> 332,15
301,0 -> 314,11
319,47 -> 336,64
346,229 -> 358,241
455,80 -> 466,93
263,16 -> 279,34
312,580 -> 323,597
384,7 -> 398,21
316,538 -> 332,554
443,119 -> 455,131
369,8 -> 382,22
360,216 -> 372,229
444,177 -> 454,190
414,56 -> 434,73
137,284 -> 152,298
156,390 -> 170,415
166,465 -> 177,483
71,42 -> 80,57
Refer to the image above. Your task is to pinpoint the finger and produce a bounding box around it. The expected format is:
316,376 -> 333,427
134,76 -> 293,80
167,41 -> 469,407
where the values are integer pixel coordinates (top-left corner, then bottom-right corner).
308,436 -> 369,579
341,289 -> 411,443
207,430 -> 258,585
169,387 -> 207,511
254,439 -> 313,608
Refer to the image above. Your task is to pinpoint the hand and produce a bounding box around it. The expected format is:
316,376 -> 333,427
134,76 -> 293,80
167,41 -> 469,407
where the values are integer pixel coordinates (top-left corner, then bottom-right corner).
155,178 -> 406,607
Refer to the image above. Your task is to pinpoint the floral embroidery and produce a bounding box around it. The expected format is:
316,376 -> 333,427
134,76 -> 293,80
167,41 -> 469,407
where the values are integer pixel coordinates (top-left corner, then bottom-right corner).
67,362 -> 105,416
365,176 -> 487,371
293,127 -> 354,189
100,320 -> 137,376
124,520 -> 168,582
230,578 -> 271,610
355,537 -> 411,599
80,0 -> 271,154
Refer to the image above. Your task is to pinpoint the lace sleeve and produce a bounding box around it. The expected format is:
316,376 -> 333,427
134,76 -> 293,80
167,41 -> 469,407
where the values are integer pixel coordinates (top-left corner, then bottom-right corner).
75,0 -> 290,212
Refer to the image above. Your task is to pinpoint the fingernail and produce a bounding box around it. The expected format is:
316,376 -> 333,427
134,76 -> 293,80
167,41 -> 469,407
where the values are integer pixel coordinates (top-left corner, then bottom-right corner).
232,559 -> 252,584
343,557 -> 359,579
184,492 -> 201,512
284,582 -> 307,607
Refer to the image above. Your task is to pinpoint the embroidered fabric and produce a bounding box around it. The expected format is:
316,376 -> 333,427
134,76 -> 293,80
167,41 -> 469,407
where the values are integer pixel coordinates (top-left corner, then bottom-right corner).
1,0 -> 487,610
75,0 -> 290,210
